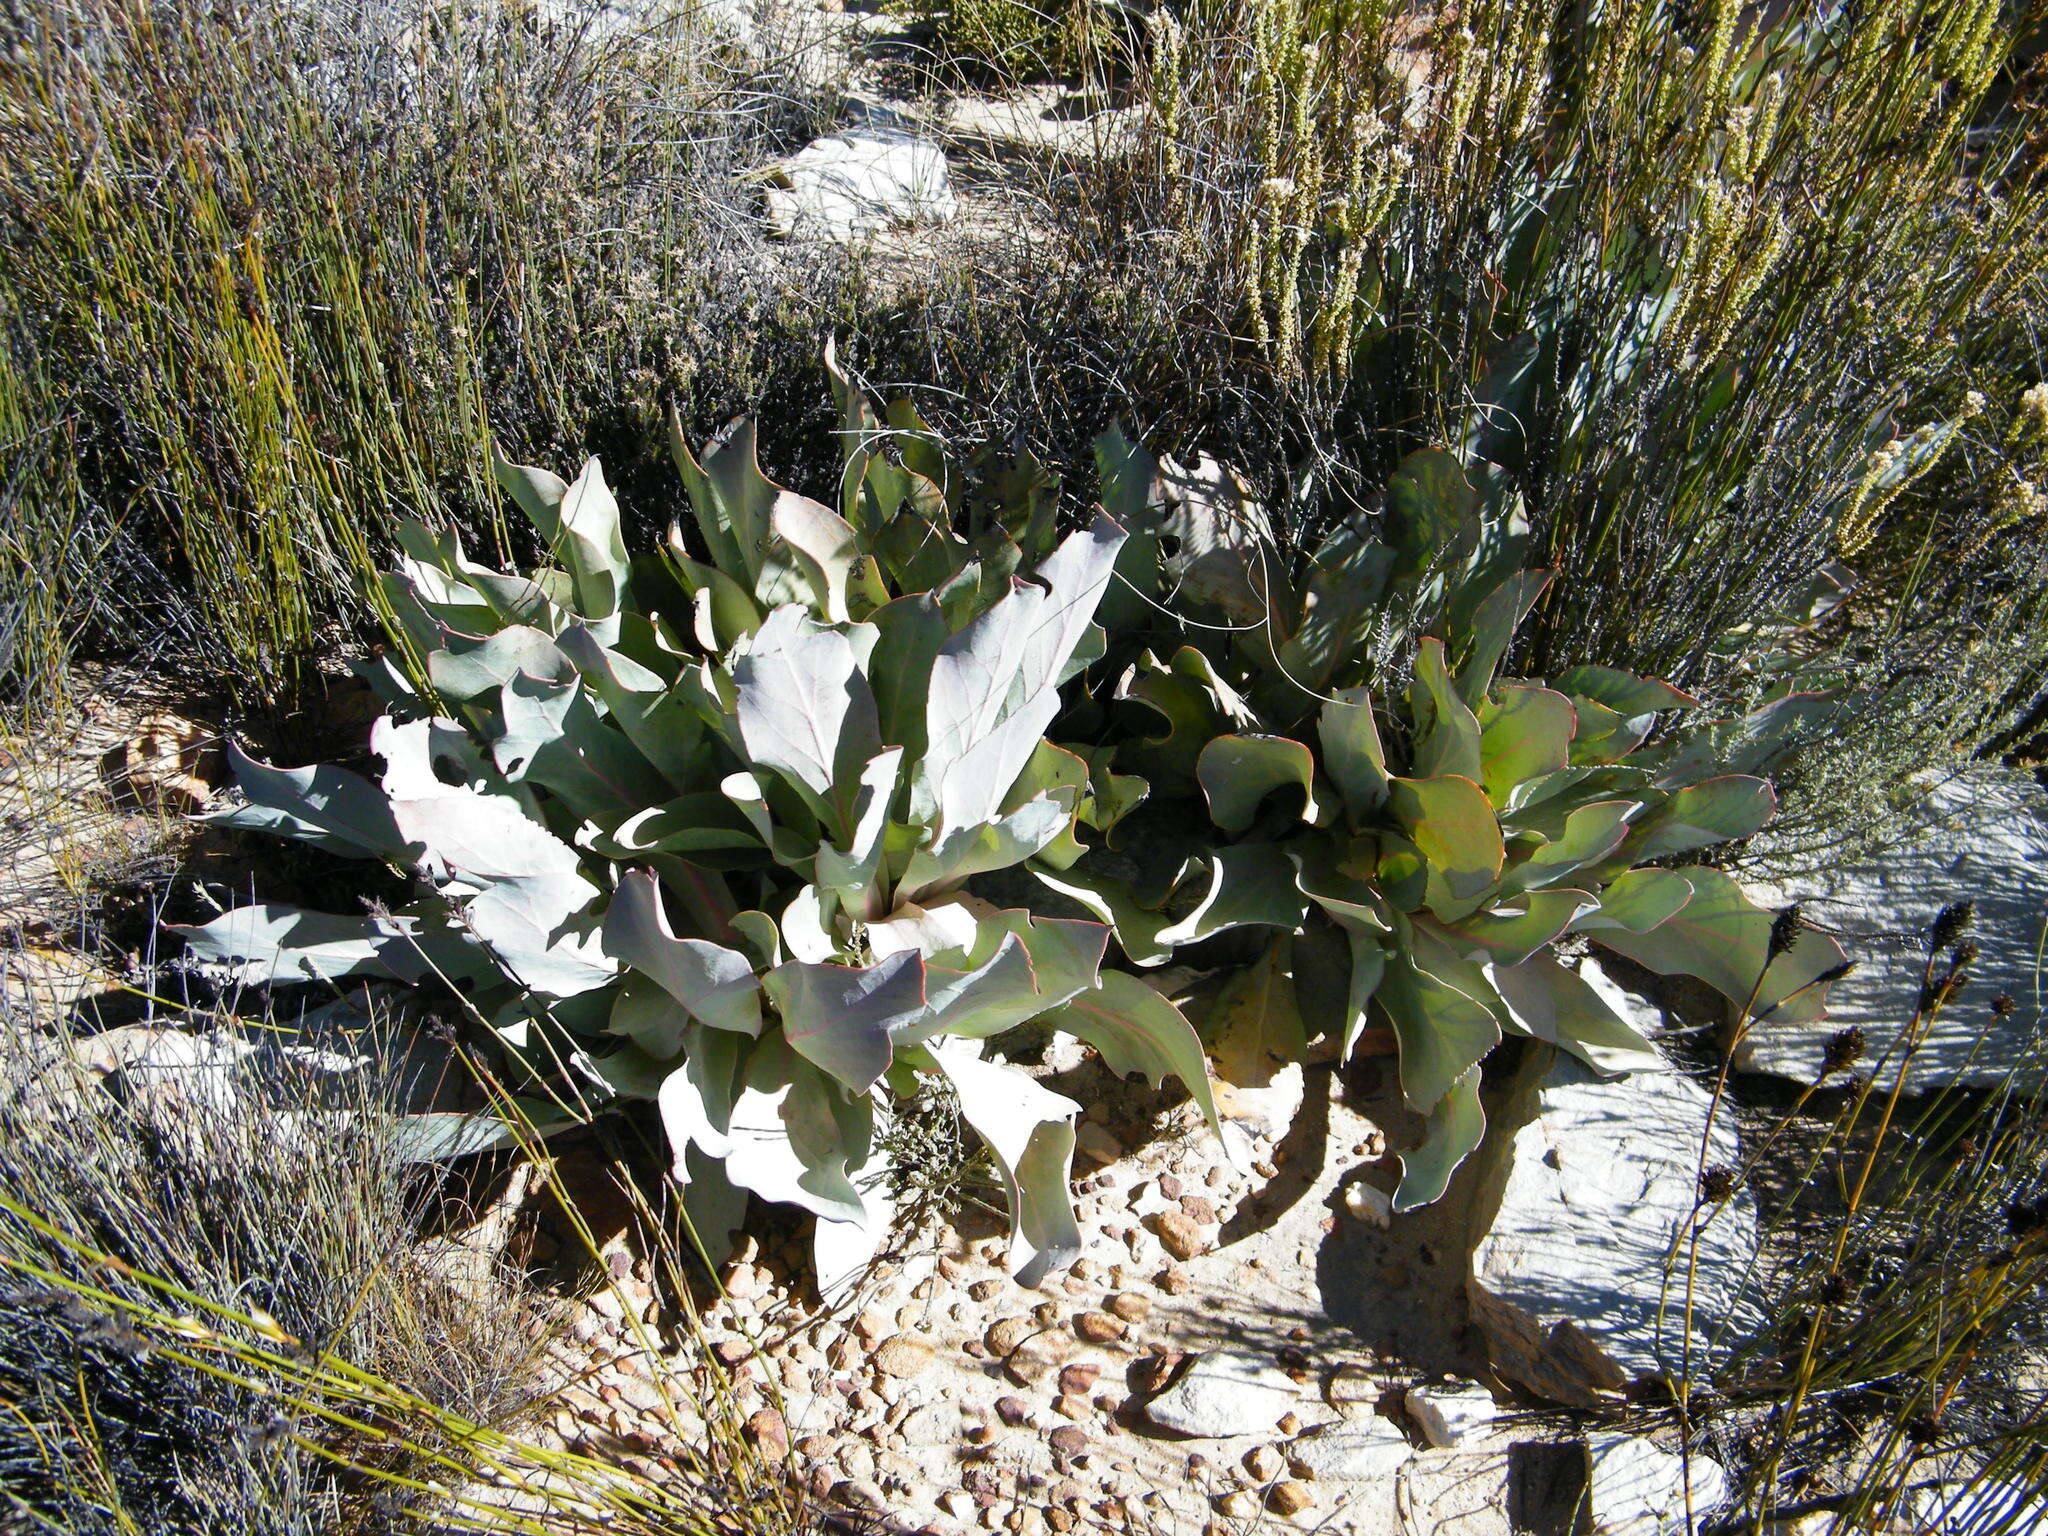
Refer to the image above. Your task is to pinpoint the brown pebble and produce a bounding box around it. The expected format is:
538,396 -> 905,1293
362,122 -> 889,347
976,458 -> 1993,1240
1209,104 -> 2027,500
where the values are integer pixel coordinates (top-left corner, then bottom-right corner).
1032,1302 -> 1062,1327
873,1334 -> 934,1380
1268,1481 -> 1314,1517
1157,1266 -> 1192,1295
712,1339 -> 752,1367
1243,1445 -> 1284,1481
965,1425 -> 997,1447
1153,1212 -> 1207,1261
1158,1173 -> 1183,1200
1047,1510 -> 1074,1533
1107,1292 -> 1151,1323
794,1434 -> 831,1458
987,1317 -> 1035,1355
1074,1311 -> 1126,1345
744,1408 -> 789,1460
1060,1363 -> 1102,1395
995,1396 -> 1032,1427
1048,1425 -> 1088,1461
1276,1412 -> 1302,1435
1053,1393 -> 1091,1420
1179,1195 -> 1219,1224
969,1278 -> 1004,1303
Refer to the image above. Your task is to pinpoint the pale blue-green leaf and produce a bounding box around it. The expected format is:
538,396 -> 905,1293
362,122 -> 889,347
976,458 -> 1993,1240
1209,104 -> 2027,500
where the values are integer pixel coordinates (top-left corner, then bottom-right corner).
603,870 -> 763,1035
170,905 -> 436,985
1195,734 -> 1321,833
1488,955 -> 1666,1074
1318,688 -> 1390,820
731,605 -> 881,832
765,949 -> 930,1091
199,742 -> 408,860
931,1040 -> 1083,1286
1155,842 -> 1312,947
1393,1066 -> 1485,1211
1376,944 -> 1501,1113
1046,972 -> 1224,1148
1409,637 -> 1484,782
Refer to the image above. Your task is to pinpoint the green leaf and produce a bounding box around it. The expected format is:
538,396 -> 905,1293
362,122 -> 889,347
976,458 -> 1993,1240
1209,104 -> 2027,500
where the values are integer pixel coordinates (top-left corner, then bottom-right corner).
1574,867 -> 1695,934
1030,865 -> 1179,967
764,949 -> 930,1091
1318,688 -> 1391,820
1048,972 -> 1225,1148
1155,841 -> 1312,947
1207,934 -> 1307,1088
495,673 -> 670,827
170,904 -> 442,985
1489,955 -> 1665,1074
1196,733 -> 1322,833
1586,867 -> 1847,1022
1498,799 -> 1637,894
902,796 -> 1073,897
1455,570 -> 1551,707
1114,646 -> 1258,787
427,626 -> 574,703
720,1041 -> 873,1225
603,871 -> 764,1036
1566,695 -> 1655,765
1477,686 -> 1575,804
907,933 -> 1044,1042
1375,941 -> 1502,1113
1625,775 -> 1777,861
1393,1066 -> 1485,1211
930,1040 -> 1083,1286
547,458 -> 629,620
1550,665 -> 1697,716
771,490 -> 878,623
655,1023 -> 748,1167
1385,448 -> 1479,578
200,742 -> 410,861
814,748 -> 906,905
1423,888 -> 1600,967
867,594 -> 950,764
1387,775 -> 1505,903
1409,638 -> 1484,782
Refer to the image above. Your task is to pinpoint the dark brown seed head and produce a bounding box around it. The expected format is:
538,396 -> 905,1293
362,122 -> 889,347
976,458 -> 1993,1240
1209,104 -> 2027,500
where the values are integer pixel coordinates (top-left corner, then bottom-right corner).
1931,900 -> 1975,951
1822,1027 -> 1867,1074
1768,904 -> 1803,960
1992,993 -> 2017,1019
1699,1165 -> 1740,1203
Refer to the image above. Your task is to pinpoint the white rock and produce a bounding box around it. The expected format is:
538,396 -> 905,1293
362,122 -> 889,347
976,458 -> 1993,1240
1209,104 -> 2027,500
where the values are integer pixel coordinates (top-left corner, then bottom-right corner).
1287,1417 -> 1414,1480
1402,1382 -> 1498,1449
1741,768 -> 2048,1089
761,133 -> 955,242
1342,1180 -> 1392,1228
1464,1050 -> 1761,1406
1143,1351 -> 1299,1439
1585,1433 -> 1728,1535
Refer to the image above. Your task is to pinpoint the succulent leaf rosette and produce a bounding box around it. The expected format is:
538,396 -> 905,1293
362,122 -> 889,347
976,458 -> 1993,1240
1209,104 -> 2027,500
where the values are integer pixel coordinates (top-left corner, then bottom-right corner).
176,354 -> 1220,1287
1054,445 -> 1850,1208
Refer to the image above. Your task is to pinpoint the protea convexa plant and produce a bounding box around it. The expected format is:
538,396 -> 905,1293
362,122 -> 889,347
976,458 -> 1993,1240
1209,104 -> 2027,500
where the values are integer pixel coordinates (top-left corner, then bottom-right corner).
1046,446 -> 1851,1209
176,356 -> 1219,1288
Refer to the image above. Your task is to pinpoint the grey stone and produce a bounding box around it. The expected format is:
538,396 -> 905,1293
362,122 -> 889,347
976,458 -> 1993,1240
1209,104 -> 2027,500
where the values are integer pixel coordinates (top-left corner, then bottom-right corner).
1402,1382 -> 1498,1449
1142,1351 -> 1299,1439
1464,1051 -> 1761,1407
1741,768 -> 2048,1088
761,133 -> 955,242
1585,1433 -> 1728,1535
1286,1418 -> 1414,1480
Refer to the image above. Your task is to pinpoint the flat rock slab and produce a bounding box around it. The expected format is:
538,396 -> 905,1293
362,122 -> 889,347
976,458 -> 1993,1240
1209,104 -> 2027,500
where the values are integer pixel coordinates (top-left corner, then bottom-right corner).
1585,1432 -> 1728,1535
1142,1349 -> 1299,1438
762,133 -> 956,242
1741,768 -> 2048,1089
1465,1050 -> 1761,1406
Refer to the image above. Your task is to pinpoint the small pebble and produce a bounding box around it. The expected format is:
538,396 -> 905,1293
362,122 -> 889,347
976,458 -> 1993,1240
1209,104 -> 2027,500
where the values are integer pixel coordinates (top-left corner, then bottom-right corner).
1074,1311 -> 1125,1344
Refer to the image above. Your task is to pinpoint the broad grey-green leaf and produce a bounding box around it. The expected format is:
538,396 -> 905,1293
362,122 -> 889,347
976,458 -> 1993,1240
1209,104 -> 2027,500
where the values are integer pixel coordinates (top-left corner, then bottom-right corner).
1477,686 -> 1575,804
1376,943 -> 1501,1114
1574,867 -> 1695,934
1207,934 -> 1306,1089
1625,775 -> 1777,860
904,932 -> 1043,1042
389,1104 -> 565,1164
1030,865 -> 1179,968
170,905 -> 438,985
1587,867 -> 1847,1023
200,742 -> 409,861
764,949 -> 929,1091
931,1040 -> 1083,1286
1409,638 -> 1484,781
1455,570 -> 1551,707
495,672 -> 670,826
731,605 -> 881,827
550,458 -> 629,620
1498,799 -> 1637,894
492,448 -> 569,533
1195,734 -> 1322,833
427,626 -> 575,703
919,516 -> 1125,834
902,794 -> 1072,898
1318,689 -> 1390,820
656,1023 -> 748,1171
1551,665 -> 1697,717
815,748 -> 905,904
720,1042 -> 872,1225
603,870 -> 764,1036
1387,775 -> 1505,903
1393,1066 -> 1485,1211
1423,888 -> 1600,967
1488,954 -> 1665,1074
1155,841 -> 1312,947
1048,972 -> 1225,1148
772,490 -> 873,623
